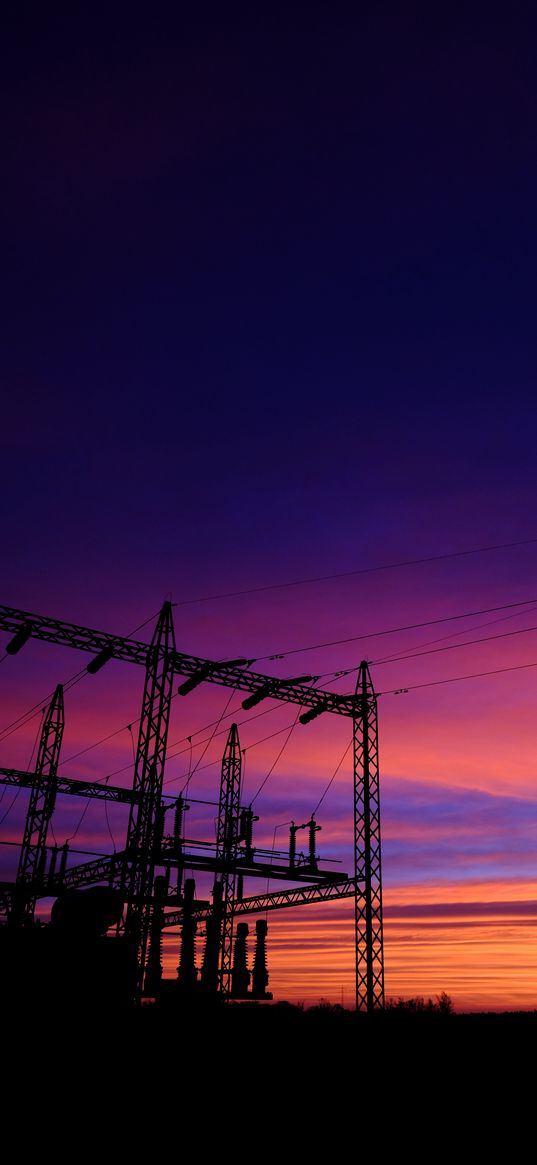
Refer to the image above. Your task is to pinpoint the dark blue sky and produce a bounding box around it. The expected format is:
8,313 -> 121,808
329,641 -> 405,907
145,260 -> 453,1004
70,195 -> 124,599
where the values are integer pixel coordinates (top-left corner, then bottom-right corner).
3,4 -> 537,606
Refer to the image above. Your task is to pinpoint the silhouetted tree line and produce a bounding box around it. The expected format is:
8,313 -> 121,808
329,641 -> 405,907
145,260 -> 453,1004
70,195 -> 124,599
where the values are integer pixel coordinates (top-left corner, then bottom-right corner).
385,991 -> 454,1013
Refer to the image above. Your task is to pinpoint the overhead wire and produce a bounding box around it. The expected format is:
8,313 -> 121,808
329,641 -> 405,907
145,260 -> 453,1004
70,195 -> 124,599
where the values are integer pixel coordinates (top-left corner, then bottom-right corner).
160,701 -> 303,788
253,596 -> 537,663
4,607 -> 163,841
170,536 -> 537,605
0,606 -> 162,746
0,707 -> 46,826
5,587 -> 537,839
250,714 -> 301,806
0,667 -> 87,746
103,778 -> 117,853
371,601 -> 537,664
179,689 -> 237,797
62,722 -> 138,847
371,619 -> 537,667
379,657 -> 537,695
65,797 -> 92,845
40,593 -> 537,784
265,821 -> 294,900
0,786 -> 25,827
5,594 -> 537,776
167,716 -> 302,788
62,720 -> 140,767
311,741 -> 353,817
183,736 -> 193,798
7,569 -> 537,885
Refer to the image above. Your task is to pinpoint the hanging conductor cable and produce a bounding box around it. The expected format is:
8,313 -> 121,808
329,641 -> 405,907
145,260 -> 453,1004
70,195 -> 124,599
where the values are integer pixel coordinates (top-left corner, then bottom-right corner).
127,723 -> 136,765
311,740 -> 353,818
65,797 -> 92,846
253,595 -> 537,664
179,689 -> 237,796
169,537 -> 537,606
183,736 -> 193,798
265,821 -> 294,898
0,606 -> 163,748
0,706 -> 47,824
371,618 -> 537,667
250,712 -> 301,806
371,601 -> 537,665
380,656 -> 537,695
103,777 -> 117,853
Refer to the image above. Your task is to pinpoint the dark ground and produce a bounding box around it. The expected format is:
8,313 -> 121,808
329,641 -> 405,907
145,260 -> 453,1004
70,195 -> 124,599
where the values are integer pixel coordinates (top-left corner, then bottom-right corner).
3,996 -> 531,1146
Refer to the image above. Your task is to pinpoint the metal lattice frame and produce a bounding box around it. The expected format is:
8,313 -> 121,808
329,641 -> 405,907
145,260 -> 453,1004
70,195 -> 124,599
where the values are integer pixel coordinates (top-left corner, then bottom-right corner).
0,604 -> 386,1010
216,724 -> 242,993
0,767 -> 139,804
122,601 -> 175,992
16,684 -> 64,919
354,661 -> 384,1011
0,604 -> 354,715
49,852 -> 122,893
162,876 -> 359,926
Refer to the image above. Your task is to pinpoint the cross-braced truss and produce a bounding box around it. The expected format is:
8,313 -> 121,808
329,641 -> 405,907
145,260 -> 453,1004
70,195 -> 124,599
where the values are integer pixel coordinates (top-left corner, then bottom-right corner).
0,604 -> 385,1010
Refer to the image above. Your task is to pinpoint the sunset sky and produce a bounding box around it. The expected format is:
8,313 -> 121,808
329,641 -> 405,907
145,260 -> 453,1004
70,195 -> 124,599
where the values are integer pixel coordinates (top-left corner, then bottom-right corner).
2,6 -> 537,1010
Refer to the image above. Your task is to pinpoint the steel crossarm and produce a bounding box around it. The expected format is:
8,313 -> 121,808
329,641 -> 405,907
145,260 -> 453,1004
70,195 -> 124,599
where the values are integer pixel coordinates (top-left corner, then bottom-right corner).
0,604 -> 356,716
47,851 -> 123,893
0,767 -> 139,804
162,876 -> 360,927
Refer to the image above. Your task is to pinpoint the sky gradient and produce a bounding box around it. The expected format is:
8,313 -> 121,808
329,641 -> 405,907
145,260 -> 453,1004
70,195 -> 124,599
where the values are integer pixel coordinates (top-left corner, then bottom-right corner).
2,5 -> 537,1009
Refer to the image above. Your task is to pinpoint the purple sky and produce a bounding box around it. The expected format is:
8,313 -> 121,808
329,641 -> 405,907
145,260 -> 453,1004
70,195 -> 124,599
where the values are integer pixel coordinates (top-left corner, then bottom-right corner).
2,6 -> 537,1007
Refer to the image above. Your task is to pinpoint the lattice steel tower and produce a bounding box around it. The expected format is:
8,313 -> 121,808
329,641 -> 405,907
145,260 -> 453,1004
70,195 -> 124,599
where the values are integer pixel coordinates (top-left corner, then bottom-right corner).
353,661 -> 384,1010
16,684 -> 64,921
122,601 -> 176,993
216,723 -> 242,994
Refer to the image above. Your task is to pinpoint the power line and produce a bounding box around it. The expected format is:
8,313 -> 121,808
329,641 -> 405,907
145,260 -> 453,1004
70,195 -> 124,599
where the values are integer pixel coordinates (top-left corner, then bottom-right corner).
160,703 -> 287,787
103,778 -> 117,853
179,689 -> 237,796
62,720 -> 140,767
172,537 -> 537,606
0,671 -> 85,745
254,596 -> 537,662
65,797 -> 92,845
371,602 -> 537,664
311,741 -> 353,817
250,714 -> 301,805
380,658 -> 537,696
3,594 -> 537,772
5,593 -> 537,813
372,620 -> 537,667
0,607 -> 161,746
0,707 -> 46,825
162,716 -> 302,793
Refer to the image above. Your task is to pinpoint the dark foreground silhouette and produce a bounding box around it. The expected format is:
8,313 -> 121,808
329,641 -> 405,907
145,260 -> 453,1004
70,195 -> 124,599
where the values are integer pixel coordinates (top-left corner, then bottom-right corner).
3,991 -> 533,1138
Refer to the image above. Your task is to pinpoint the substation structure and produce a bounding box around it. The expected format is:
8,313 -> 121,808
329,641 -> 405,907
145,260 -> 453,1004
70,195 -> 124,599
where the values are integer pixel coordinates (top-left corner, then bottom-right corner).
0,602 -> 384,1011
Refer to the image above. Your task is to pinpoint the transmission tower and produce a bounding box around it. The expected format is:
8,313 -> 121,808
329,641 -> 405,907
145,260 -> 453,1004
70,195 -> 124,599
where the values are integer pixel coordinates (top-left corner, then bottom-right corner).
121,600 -> 175,993
0,604 -> 386,1010
15,684 -> 64,921
215,723 -> 242,993
353,661 -> 384,1010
